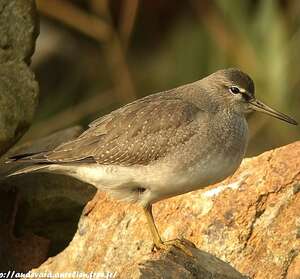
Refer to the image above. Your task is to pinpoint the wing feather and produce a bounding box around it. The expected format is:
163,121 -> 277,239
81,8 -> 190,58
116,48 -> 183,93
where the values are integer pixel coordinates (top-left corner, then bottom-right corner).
32,93 -> 206,166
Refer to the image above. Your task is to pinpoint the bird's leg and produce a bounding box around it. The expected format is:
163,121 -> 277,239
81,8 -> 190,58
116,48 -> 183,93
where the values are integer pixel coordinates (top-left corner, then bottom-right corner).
143,204 -> 163,246
143,204 -> 194,257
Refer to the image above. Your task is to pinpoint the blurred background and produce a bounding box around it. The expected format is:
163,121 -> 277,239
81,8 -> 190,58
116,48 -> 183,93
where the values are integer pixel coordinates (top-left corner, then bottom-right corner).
27,0 -> 300,156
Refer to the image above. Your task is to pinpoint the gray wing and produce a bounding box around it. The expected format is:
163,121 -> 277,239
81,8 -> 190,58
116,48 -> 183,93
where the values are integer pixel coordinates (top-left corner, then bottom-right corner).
32,94 -> 206,166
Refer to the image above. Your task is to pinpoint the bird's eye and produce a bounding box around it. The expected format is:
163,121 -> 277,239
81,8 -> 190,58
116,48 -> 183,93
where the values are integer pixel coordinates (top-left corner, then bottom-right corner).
229,86 -> 240,94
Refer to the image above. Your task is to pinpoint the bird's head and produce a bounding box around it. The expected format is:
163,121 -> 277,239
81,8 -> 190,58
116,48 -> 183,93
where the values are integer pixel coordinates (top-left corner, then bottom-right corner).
206,68 -> 298,125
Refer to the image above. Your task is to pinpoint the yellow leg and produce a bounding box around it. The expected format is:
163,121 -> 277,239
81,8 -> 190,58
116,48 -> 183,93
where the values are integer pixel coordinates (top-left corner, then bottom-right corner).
143,204 -> 194,257
143,204 -> 163,246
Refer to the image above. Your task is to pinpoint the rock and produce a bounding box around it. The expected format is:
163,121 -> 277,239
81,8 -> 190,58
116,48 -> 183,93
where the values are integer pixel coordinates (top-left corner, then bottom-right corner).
0,0 -> 38,63
0,62 -> 38,155
0,126 -> 96,272
130,242 -> 247,279
286,253 -> 300,279
0,190 -> 50,272
0,0 -> 39,156
27,141 -> 300,277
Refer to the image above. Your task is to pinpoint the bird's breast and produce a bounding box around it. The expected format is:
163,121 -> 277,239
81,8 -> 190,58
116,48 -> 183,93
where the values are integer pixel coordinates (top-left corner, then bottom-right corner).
146,114 -> 249,200
188,114 -> 249,186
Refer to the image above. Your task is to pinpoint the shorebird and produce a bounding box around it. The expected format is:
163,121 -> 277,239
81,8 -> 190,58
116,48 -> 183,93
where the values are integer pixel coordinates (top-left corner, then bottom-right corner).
8,68 -> 298,255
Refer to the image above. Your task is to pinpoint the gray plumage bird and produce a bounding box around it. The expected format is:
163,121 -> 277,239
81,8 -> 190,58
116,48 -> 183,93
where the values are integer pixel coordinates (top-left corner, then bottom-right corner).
8,68 -> 297,255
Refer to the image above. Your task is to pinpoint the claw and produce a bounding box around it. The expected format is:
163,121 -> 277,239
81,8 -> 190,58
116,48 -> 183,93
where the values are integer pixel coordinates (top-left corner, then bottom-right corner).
154,238 -> 194,257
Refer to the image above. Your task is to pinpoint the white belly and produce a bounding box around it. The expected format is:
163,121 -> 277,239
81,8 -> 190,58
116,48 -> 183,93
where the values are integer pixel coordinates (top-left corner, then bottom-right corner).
136,150 -> 244,203
44,147 -> 244,207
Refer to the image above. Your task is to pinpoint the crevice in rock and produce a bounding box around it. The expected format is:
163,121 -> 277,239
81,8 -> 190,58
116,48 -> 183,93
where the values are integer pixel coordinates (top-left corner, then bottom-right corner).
281,249 -> 299,279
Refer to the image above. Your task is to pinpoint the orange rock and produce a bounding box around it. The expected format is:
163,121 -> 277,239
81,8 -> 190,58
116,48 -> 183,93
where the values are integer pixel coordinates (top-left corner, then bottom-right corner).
30,141 -> 300,278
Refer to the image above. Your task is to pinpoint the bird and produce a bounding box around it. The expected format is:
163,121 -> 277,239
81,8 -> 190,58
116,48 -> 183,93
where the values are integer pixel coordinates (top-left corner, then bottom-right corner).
7,68 -> 298,256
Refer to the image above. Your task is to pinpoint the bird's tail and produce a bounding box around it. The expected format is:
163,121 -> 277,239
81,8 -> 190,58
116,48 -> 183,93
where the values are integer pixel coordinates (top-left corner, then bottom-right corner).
5,151 -> 51,177
7,164 -> 50,177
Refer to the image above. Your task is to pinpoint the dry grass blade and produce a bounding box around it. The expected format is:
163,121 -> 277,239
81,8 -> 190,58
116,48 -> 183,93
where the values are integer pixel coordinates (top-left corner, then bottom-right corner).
37,0 -> 136,105
119,0 -> 139,51
89,0 -> 110,18
89,0 -> 136,102
36,0 -> 112,42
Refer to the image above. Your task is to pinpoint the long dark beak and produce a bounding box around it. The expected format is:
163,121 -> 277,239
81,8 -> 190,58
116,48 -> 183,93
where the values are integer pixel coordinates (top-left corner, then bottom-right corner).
249,99 -> 298,125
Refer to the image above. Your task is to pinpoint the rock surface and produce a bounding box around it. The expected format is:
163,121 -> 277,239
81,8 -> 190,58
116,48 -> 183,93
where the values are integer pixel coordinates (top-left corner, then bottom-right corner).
28,141 -> 300,278
0,0 -> 39,156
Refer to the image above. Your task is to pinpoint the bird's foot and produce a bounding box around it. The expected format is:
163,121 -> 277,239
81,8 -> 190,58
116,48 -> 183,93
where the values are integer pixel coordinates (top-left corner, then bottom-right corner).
153,238 -> 195,257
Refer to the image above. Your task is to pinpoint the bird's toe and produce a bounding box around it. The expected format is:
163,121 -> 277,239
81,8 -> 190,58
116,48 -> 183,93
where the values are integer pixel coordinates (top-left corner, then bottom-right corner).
153,238 -> 195,257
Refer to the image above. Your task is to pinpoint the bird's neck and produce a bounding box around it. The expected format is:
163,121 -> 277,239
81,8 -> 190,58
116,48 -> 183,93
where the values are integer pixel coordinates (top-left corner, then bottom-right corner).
175,81 -> 220,113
